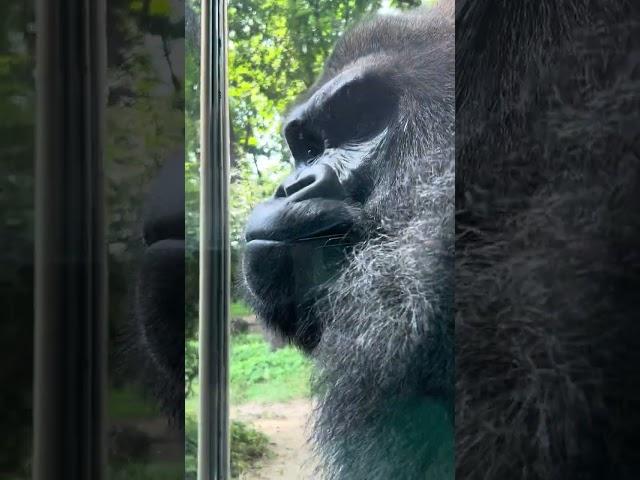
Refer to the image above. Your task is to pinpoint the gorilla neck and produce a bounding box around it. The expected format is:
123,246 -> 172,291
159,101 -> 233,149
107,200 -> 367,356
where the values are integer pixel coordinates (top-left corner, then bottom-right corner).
310,156 -> 455,478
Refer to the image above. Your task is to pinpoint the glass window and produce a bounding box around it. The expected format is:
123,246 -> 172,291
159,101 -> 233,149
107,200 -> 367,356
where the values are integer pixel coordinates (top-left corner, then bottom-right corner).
192,1 -> 445,479
104,1 -> 186,479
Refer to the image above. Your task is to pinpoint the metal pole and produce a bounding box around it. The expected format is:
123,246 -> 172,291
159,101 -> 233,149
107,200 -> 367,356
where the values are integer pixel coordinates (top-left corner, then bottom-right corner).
198,0 -> 231,478
33,0 -> 108,479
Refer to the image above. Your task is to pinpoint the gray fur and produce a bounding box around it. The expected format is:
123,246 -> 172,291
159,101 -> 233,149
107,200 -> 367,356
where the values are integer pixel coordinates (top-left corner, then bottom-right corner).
456,1 -> 640,478
305,8 -> 455,479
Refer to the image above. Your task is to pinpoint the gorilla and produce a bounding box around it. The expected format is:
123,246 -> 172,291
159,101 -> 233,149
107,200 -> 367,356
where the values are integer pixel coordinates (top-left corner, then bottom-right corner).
242,4 -> 455,479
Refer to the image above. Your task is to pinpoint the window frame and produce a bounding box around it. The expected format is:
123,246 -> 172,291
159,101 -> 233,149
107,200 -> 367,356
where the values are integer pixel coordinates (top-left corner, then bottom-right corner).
198,0 -> 232,478
33,0 -> 108,478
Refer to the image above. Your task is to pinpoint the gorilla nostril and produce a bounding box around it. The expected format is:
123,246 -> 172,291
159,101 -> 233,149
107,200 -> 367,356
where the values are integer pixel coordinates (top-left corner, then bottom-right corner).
284,175 -> 315,197
275,183 -> 286,198
275,164 -> 346,202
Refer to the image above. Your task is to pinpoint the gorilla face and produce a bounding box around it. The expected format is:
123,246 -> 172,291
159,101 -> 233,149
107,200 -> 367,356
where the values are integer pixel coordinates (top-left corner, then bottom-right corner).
243,9 -> 454,358
243,69 -> 397,350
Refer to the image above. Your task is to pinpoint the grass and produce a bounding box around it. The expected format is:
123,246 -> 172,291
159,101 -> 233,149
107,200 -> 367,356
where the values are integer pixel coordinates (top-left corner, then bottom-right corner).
230,333 -> 312,404
108,386 -> 160,420
185,332 -> 311,478
186,333 -> 312,408
230,300 -> 253,317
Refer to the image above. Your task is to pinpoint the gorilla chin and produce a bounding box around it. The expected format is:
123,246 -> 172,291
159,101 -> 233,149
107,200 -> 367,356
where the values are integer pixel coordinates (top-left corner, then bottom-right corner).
243,238 -> 346,351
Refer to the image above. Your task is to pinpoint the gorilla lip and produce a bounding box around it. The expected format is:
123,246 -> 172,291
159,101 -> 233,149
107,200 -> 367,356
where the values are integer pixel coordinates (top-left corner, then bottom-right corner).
244,198 -> 359,244
246,223 -> 354,246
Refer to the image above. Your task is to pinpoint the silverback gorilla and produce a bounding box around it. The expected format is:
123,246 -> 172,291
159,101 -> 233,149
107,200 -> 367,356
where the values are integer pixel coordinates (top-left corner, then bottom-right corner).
242,4 -> 455,479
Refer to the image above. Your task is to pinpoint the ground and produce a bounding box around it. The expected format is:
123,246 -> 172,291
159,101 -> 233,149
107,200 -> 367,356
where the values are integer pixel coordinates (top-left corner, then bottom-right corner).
232,399 -> 318,480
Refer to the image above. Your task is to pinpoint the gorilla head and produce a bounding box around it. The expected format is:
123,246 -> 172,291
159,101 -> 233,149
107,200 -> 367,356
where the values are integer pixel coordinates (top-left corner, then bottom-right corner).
243,5 -> 454,479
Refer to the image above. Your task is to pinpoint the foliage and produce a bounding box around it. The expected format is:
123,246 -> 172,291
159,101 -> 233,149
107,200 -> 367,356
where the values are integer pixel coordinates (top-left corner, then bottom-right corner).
230,300 -> 253,317
186,414 -> 271,480
185,339 -> 200,397
106,0 -> 185,249
229,421 -> 272,478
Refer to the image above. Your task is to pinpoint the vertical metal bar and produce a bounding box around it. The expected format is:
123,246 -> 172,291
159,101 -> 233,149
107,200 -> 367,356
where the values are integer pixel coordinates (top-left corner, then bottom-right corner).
33,0 -> 108,479
199,0 -> 231,478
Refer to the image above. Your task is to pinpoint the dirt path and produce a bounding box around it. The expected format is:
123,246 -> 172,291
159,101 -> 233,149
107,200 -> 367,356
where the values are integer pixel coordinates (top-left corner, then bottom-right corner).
232,399 -> 319,480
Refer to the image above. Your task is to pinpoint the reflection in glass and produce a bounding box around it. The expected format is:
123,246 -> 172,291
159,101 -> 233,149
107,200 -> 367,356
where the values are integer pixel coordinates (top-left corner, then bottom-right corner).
0,2 -> 36,478
105,1 -> 185,479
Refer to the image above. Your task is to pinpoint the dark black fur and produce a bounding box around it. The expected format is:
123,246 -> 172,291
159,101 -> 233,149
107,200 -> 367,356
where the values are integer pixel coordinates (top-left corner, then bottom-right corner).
130,155 -> 185,420
456,1 -> 640,478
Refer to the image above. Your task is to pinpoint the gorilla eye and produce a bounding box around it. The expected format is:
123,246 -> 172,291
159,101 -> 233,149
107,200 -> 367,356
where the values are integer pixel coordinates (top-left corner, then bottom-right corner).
323,73 -> 398,146
284,120 -> 325,163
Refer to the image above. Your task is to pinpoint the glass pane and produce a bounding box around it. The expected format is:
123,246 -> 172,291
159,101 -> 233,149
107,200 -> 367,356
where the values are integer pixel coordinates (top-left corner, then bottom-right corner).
105,1 -> 185,478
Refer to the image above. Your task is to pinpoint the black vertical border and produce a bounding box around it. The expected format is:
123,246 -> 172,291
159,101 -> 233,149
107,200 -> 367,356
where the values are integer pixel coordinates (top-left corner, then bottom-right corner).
33,0 -> 108,479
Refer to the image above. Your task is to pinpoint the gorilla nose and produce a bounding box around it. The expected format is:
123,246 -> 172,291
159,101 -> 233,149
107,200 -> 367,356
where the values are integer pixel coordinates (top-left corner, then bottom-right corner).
275,164 -> 346,202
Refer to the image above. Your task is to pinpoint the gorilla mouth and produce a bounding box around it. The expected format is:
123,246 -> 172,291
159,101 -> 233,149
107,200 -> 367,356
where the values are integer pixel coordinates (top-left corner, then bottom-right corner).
247,222 -> 355,245
244,198 -> 359,244
243,200 -> 361,342
244,223 -> 357,301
